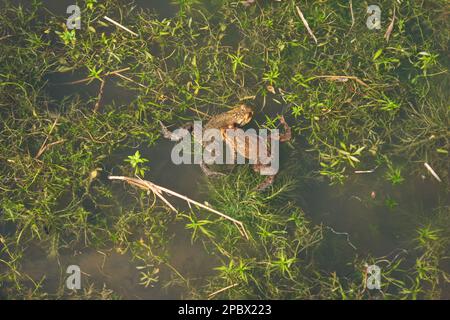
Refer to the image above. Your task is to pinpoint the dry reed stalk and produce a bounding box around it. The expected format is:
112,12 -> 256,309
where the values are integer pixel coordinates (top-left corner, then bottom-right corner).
424,162 -> 442,182
103,16 -> 138,37
295,5 -> 318,44
108,176 -> 249,239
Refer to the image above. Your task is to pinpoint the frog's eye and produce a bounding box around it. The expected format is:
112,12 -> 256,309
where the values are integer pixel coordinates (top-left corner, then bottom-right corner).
240,104 -> 250,112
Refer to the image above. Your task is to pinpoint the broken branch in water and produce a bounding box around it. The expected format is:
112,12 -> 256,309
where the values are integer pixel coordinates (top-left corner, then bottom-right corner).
0,35 -> 12,41
35,118 -> 64,158
35,139 -> 65,159
384,7 -> 396,42
103,16 -> 138,37
295,5 -> 318,44
113,72 -> 147,88
93,79 -> 106,113
348,0 -> 355,33
208,283 -> 239,299
424,162 -> 442,182
354,169 -> 375,174
108,176 -> 249,239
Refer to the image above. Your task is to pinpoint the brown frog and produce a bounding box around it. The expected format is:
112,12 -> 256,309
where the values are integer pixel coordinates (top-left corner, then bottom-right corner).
204,104 -> 254,131
160,104 -> 254,176
221,115 -> 291,190
160,105 -> 291,190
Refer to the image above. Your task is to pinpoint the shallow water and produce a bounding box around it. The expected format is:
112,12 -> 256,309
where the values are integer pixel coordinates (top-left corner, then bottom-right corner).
2,0 -> 449,299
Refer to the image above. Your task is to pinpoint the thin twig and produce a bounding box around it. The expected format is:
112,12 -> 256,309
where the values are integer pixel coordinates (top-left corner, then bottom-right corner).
208,283 -> 238,299
354,170 -> 374,174
295,5 -> 318,44
348,0 -> 355,33
384,7 -> 396,42
186,105 -> 212,119
106,67 -> 132,77
103,16 -> 138,37
35,118 -> 59,159
108,176 -> 249,239
424,162 -> 442,182
35,140 -> 65,159
113,72 -> 147,88
0,35 -> 12,41
93,79 -> 106,113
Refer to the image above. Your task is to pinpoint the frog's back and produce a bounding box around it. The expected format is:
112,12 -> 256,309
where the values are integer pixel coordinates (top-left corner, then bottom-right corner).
205,104 -> 253,130
224,129 -> 267,160
205,112 -> 235,130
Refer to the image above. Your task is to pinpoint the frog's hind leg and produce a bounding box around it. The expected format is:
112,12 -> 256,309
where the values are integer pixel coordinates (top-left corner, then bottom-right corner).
200,162 -> 225,177
256,175 -> 276,191
159,121 -> 193,142
278,115 -> 291,142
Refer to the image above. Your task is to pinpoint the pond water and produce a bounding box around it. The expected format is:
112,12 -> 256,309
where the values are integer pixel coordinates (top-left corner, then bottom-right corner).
2,0 -> 449,299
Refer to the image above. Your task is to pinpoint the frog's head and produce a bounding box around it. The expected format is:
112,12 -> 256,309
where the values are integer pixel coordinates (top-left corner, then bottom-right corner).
233,104 -> 254,127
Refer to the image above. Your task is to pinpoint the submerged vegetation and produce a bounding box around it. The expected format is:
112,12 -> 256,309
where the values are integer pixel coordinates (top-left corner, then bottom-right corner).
0,0 -> 448,299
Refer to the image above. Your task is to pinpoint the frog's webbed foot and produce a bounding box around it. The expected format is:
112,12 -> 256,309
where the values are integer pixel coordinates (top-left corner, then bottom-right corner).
159,121 -> 192,142
256,175 -> 276,191
200,162 -> 225,177
278,115 -> 291,142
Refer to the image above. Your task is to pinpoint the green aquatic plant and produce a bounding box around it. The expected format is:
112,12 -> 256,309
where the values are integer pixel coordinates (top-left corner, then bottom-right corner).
262,60 -> 281,86
269,251 -> 296,279
182,213 -> 215,243
414,51 -> 439,76
0,0 -> 448,300
214,259 -> 253,285
378,95 -> 401,113
86,0 -> 97,11
87,66 -> 103,82
385,197 -> 399,210
336,143 -> 365,168
227,48 -> 251,75
385,166 -> 405,185
124,151 -> 149,177
56,29 -> 77,46
416,225 -> 441,246
319,161 -> 346,185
